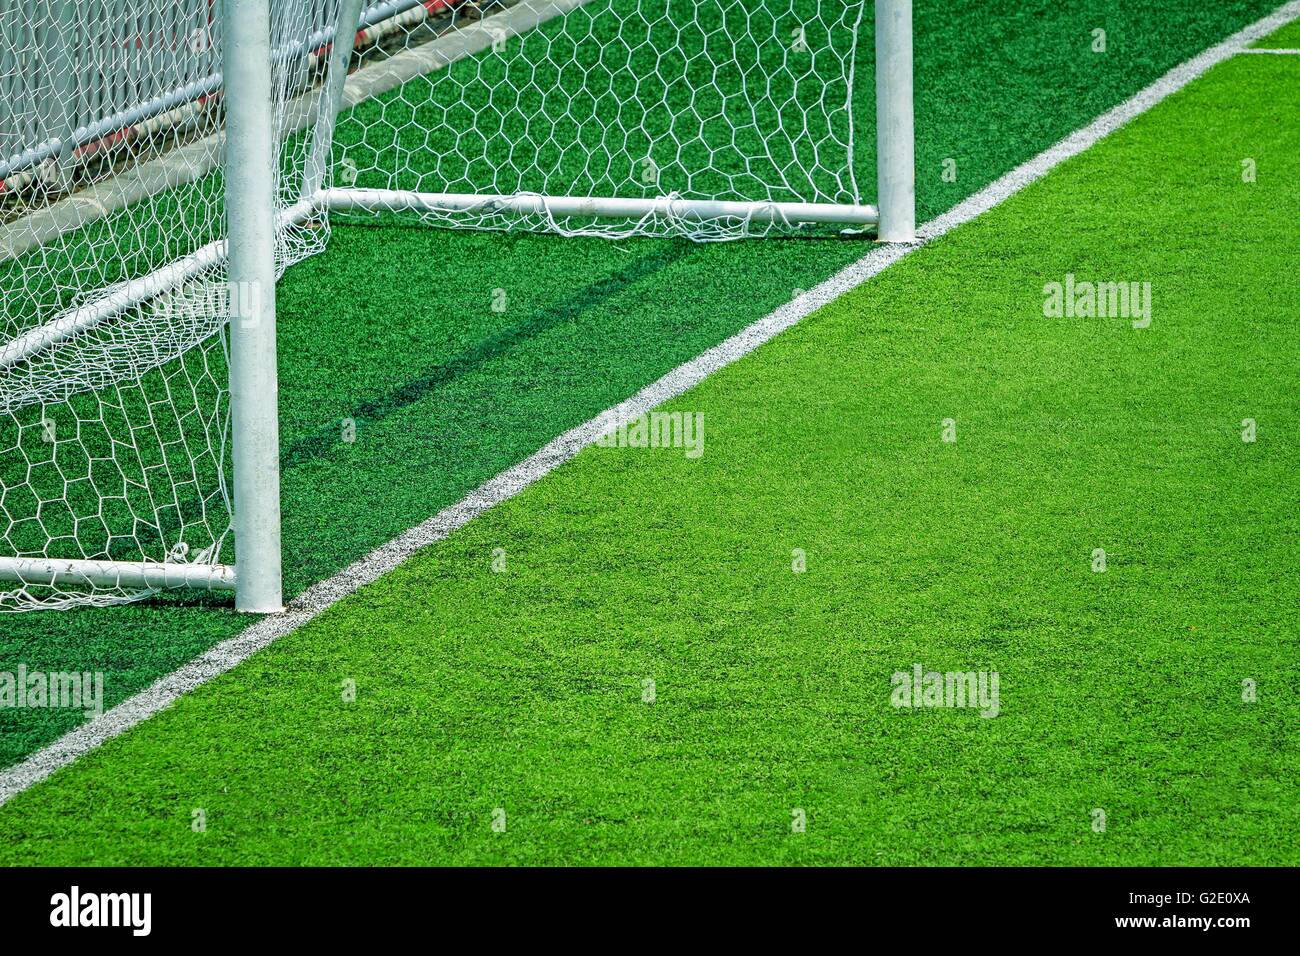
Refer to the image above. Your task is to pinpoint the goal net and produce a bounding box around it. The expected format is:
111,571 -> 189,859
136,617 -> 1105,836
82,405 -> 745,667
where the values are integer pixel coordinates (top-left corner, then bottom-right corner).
0,0 -> 909,612
328,0 -> 871,240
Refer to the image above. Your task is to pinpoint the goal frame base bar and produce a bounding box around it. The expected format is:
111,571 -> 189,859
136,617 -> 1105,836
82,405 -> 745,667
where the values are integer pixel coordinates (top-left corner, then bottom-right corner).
0,557 -> 237,593
0,196 -> 318,373
321,187 -> 881,228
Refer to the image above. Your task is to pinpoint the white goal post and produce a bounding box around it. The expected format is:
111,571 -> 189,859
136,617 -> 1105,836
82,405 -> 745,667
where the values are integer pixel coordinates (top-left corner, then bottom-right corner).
0,0 -> 913,613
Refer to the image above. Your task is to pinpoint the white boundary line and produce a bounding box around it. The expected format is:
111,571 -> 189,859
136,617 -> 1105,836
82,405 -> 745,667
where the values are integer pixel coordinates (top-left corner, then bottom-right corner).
1239,46 -> 1300,52
2,0 -> 1298,810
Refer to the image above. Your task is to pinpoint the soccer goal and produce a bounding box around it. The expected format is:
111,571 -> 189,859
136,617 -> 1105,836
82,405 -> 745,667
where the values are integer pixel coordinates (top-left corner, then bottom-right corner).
0,0 -> 913,613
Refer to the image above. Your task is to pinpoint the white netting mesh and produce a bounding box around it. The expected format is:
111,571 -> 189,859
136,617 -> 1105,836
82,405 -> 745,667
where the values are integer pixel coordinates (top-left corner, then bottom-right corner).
332,0 -> 865,240
0,0 -> 339,610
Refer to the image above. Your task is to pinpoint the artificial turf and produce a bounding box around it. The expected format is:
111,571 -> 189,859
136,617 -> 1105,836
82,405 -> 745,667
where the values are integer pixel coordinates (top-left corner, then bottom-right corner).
1,46 -> 1294,865
0,1 -> 1287,770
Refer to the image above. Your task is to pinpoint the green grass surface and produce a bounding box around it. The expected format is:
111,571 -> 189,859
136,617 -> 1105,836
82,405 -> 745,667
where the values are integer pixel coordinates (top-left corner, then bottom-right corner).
2,50 -> 1295,865
0,1 -> 1287,771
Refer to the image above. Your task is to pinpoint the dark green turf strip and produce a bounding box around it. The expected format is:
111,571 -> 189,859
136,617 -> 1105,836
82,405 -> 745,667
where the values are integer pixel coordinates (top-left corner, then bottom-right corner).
0,50 -> 1294,866
0,1 -> 1284,771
